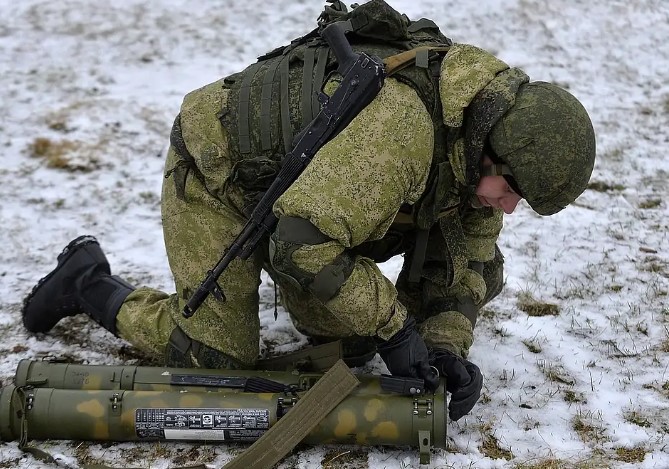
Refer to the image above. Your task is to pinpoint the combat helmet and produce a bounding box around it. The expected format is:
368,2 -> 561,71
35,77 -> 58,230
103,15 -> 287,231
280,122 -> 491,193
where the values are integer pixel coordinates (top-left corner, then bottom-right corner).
487,82 -> 596,215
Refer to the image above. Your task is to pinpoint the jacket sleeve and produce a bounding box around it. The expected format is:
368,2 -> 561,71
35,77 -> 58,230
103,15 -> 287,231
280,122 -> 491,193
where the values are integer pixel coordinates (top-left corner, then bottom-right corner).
272,78 -> 434,340
417,208 -> 503,357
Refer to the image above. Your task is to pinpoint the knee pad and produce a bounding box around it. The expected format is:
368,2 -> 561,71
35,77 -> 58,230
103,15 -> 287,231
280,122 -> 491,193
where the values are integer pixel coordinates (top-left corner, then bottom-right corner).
165,326 -> 246,369
270,216 -> 355,303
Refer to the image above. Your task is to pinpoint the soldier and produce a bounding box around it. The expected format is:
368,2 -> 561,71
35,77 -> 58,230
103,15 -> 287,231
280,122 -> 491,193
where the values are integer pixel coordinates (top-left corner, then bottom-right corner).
21,1 -> 595,422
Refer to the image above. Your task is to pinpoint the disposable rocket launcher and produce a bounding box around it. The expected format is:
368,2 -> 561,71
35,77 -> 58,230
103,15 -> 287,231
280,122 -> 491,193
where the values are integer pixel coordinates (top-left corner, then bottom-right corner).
1,360 -> 446,451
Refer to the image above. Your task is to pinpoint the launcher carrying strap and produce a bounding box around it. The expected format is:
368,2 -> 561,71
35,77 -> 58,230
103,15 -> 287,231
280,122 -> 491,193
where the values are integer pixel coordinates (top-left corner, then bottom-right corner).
223,359 -> 360,469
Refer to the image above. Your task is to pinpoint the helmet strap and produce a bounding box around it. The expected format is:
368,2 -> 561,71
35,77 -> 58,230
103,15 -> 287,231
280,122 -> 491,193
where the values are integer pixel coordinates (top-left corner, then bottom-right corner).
481,163 -> 513,177
481,163 -> 524,196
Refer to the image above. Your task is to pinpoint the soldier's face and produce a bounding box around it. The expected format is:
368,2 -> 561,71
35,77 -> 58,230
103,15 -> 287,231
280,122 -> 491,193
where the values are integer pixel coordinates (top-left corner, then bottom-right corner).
476,174 -> 523,214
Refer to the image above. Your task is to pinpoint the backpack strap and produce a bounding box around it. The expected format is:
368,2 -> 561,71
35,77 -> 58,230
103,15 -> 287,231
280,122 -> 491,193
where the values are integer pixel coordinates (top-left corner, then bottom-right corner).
260,57 -> 282,151
279,50 -> 293,154
301,44 -> 318,126
238,62 -> 262,154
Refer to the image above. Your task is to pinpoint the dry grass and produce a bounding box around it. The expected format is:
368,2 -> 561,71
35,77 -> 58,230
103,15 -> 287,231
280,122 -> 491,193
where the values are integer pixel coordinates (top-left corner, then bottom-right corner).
27,136 -> 104,172
623,410 -> 652,428
638,199 -> 662,209
563,390 -> 586,404
587,181 -> 625,192
614,446 -> 647,463
517,292 -> 560,317
320,449 -> 368,468
523,339 -> 542,354
479,422 -> 514,460
515,459 -> 566,469
28,137 -> 79,169
538,360 -> 575,385
572,411 -> 607,444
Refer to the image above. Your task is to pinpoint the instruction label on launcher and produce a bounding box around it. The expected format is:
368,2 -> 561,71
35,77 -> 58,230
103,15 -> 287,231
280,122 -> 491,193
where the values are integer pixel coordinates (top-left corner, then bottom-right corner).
135,408 -> 270,441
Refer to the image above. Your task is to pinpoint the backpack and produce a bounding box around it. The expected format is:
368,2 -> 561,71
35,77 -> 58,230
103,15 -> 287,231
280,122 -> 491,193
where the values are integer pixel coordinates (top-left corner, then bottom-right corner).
222,0 -> 452,213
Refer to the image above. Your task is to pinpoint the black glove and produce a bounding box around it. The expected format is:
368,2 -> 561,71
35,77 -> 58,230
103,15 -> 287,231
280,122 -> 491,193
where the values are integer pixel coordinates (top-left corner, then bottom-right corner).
377,317 -> 440,391
430,348 -> 483,421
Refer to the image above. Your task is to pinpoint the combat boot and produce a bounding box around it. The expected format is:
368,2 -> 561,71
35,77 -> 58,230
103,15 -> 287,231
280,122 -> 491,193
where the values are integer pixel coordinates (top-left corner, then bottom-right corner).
22,235 -> 135,335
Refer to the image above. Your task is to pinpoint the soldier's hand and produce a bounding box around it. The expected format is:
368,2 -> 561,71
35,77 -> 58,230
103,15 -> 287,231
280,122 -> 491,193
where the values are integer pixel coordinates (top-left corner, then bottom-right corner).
430,348 -> 483,421
377,316 -> 440,391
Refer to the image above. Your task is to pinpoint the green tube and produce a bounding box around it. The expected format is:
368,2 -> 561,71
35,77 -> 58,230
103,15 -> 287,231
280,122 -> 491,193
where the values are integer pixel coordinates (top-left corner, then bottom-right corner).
13,359 -> 435,398
2,374 -> 446,448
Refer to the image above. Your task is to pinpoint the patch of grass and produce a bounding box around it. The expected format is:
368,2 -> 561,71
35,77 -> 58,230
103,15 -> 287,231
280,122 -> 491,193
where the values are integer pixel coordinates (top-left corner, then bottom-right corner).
638,199 -> 662,209
642,258 -> 668,277
479,422 -> 514,460
28,137 -> 79,168
564,390 -> 586,404
538,360 -> 575,385
514,458 -> 620,469
604,146 -> 625,161
572,411 -> 607,444
139,191 -> 159,203
172,445 -> 217,466
635,322 -> 649,335
479,307 -> 496,320
321,449 -> 368,468
523,339 -> 542,354
660,338 -> 669,353
514,459 -> 565,469
587,181 -> 625,192
47,119 -> 73,132
71,441 -> 98,467
27,136 -> 101,172
517,292 -> 559,317
623,410 -> 652,428
608,284 -> 623,293
614,446 -> 647,463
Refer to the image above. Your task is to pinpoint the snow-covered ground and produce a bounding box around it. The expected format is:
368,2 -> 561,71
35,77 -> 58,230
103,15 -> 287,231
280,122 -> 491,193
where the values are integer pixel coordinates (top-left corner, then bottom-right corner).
1,0 -> 668,467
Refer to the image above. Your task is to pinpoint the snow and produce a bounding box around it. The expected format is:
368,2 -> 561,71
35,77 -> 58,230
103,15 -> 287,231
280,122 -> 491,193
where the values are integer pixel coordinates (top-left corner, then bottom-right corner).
1,0 -> 668,467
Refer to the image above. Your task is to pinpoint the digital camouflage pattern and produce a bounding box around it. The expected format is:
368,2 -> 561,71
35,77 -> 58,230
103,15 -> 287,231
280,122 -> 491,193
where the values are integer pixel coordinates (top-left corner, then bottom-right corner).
488,82 -> 597,215
273,78 -> 433,341
113,40 -> 521,364
2,366 -> 447,448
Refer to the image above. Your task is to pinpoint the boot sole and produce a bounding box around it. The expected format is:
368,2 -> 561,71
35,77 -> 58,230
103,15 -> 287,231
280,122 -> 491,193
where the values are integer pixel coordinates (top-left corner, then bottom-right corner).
22,235 -> 100,325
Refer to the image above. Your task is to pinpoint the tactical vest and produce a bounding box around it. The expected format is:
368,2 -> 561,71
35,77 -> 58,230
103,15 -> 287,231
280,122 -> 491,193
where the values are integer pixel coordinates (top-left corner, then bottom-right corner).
218,0 -> 454,218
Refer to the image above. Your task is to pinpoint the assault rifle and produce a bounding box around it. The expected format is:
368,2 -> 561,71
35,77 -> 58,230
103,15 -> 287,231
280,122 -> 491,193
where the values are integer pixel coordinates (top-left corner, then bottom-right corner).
183,21 -> 386,318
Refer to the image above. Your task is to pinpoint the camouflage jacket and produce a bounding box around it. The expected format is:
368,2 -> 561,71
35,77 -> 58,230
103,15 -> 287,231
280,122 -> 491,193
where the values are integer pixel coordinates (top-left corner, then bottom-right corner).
170,42 -> 520,354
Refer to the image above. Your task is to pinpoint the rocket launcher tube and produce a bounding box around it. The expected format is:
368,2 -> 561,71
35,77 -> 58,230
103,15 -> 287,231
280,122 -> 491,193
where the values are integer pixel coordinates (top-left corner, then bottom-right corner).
0,378 -> 446,448
15,359 -> 304,393
15,359 -> 431,396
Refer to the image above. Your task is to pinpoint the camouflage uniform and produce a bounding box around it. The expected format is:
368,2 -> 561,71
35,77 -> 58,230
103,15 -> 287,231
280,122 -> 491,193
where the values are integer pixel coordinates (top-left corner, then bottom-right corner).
115,43 -> 510,366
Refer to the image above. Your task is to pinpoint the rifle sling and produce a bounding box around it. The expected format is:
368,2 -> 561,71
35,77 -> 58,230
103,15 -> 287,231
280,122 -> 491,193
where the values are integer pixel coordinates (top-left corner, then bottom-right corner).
223,359 -> 360,469
384,45 -> 450,76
